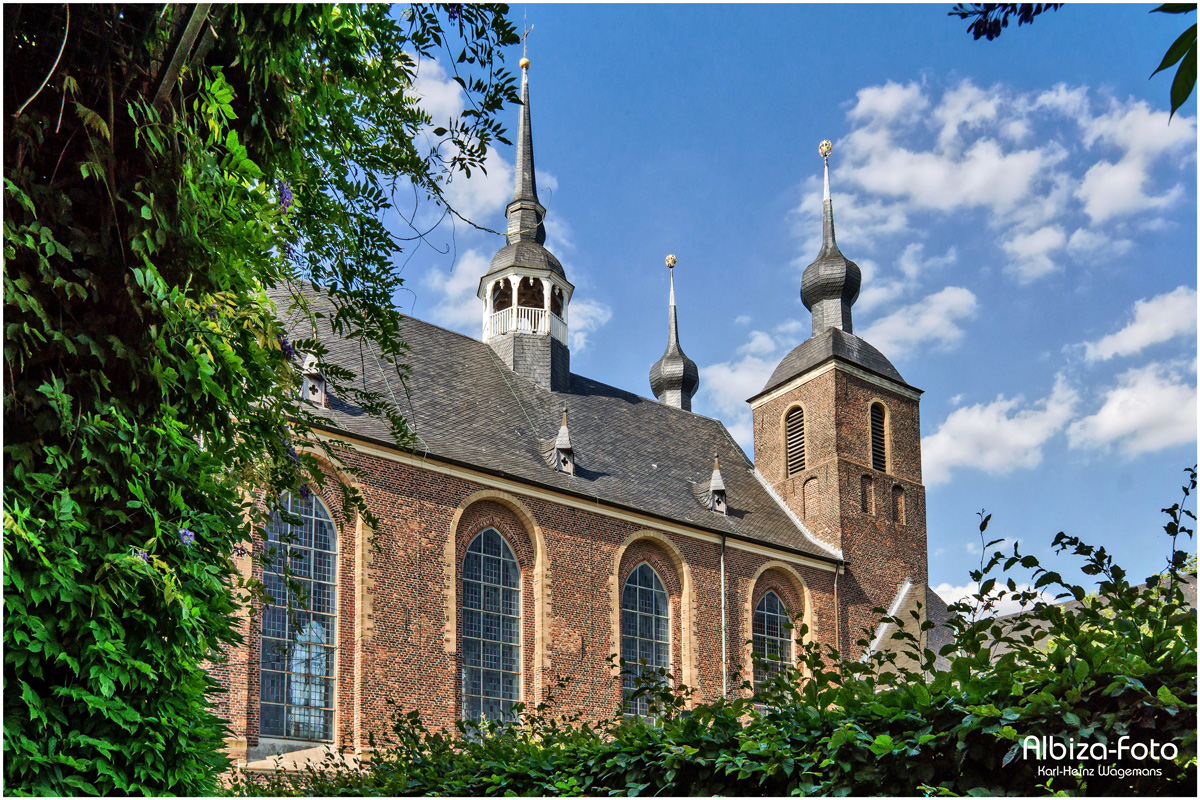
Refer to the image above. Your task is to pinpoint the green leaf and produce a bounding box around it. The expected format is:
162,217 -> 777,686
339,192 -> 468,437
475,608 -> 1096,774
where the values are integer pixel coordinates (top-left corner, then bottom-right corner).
1170,45 -> 1197,118
1152,4 -> 1198,15
1152,23 -> 1196,75
868,734 -> 894,757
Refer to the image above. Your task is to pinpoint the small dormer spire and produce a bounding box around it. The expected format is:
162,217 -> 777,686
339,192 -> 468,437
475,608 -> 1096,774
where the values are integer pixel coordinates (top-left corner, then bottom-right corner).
707,452 -> 727,514
300,353 -> 327,408
649,254 -> 700,411
801,140 -> 862,339
554,406 -> 575,475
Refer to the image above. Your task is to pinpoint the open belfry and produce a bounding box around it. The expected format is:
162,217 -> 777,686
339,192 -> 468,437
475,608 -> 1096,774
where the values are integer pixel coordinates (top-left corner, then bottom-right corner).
214,60 -> 947,769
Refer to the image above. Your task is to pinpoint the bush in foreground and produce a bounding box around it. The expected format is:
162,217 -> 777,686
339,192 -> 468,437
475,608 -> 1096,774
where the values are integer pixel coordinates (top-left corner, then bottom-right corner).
229,471 -> 1197,796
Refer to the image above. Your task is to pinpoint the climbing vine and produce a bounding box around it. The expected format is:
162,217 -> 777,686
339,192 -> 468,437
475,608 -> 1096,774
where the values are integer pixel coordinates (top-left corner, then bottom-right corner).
3,4 -> 518,794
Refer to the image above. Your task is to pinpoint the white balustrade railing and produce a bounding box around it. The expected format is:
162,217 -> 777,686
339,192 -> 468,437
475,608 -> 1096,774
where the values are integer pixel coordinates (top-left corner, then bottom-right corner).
487,306 -> 567,344
549,313 -> 567,344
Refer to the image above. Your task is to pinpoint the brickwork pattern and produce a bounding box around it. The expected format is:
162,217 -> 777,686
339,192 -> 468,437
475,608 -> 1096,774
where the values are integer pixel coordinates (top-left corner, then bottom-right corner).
752,363 -> 927,656
213,447 -> 838,759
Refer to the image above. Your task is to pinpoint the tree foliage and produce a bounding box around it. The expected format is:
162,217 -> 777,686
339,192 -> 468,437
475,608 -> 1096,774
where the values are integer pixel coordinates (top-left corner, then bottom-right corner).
229,472 -> 1196,796
950,3 -> 1197,119
3,4 -> 518,794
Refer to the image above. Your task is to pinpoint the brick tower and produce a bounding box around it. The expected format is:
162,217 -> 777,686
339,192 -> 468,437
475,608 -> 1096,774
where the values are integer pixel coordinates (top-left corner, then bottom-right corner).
747,141 -> 928,655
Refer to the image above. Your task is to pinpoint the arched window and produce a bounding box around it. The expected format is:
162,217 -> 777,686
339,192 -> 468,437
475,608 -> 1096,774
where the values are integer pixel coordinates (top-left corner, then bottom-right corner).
550,285 -> 564,317
517,276 -> 544,309
892,485 -> 906,526
491,279 -> 512,312
260,491 -> 338,742
752,591 -> 792,688
785,406 -> 806,476
621,563 -> 669,716
870,402 -> 887,472
462,528 -> 520,722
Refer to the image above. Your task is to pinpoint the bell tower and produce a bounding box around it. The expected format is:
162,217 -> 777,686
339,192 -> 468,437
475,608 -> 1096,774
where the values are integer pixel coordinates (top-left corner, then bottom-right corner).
478,57 -> 574,392
747,141 -> 928,654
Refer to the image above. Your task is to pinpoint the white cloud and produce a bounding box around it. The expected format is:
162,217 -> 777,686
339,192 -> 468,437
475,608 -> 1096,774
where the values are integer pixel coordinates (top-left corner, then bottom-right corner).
1076,159 -> 1183,223
421,249 -> 490,331
843,135 -> 1052,215
738,330 -> 777,357
848,80 -> 929,127
896,242 -> 957,281
859,286 -> 978,357
735,315 -> 752,326
411,58 -> 465,127
1067,362 -> 1197,454
568,299 -> 612,352
933,80 -> 1001,151
1082,287 -> 1197,362
440,147 -> 514,222
1002,225 -> 1066,282
932,581 -> 1056,617
1075,98 -> 1195,223
922,376 -> 1079,485
1065,227 -> 1133,259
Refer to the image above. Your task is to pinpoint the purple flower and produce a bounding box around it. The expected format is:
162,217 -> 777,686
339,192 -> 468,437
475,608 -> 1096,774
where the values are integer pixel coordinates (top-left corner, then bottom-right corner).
279,334 -> 295,361
231,543 -> 251,558
135,549 -> 150,563
208,302 -> 218,320
179,528 -> 195,546
283,242 -> 297,263
299,483 -> 311,500
277,180 -> 293,212
448,4 -> 462,22
286,444 -> 300,464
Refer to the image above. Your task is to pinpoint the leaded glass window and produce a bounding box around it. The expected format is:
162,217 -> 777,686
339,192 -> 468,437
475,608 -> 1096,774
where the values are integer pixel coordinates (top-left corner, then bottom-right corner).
260,491 -> 337,741
621,563 -> 669,717
753,591 -> 792,688
462,528 -> 520,722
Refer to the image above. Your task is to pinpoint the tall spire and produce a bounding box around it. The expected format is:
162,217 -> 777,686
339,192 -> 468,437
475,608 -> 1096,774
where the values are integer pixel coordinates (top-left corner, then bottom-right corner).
506,58 -> 546,245
801,140 -> 861,338
650,254 -> 700,411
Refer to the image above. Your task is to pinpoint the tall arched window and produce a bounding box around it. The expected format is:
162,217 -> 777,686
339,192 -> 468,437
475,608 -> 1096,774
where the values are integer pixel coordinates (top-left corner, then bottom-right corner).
462,528 -> 520,722
752,591 -> 792,688
785,406 -> 806,476
260,491 -> 338,742
870,402 -> 887,472
621,563 -> 669,716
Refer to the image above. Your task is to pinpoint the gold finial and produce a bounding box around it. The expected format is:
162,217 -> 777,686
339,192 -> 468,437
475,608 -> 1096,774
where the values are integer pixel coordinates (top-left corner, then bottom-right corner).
713,453 -> 720,471
819,139 -> 833,160
665,254 -> 677,269
561,406 -> 568,426
521,12 -> 533,68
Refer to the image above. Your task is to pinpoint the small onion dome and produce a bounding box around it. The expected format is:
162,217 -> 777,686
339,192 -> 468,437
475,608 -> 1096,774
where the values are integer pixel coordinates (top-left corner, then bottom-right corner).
649,258 -> 699,410
520,57 -> 531,69
801,143 -> 861,337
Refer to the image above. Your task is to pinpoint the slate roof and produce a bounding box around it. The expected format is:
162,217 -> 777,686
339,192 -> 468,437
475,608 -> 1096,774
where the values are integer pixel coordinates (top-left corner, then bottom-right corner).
276,287 -> 840,562
752,326 -> 914,401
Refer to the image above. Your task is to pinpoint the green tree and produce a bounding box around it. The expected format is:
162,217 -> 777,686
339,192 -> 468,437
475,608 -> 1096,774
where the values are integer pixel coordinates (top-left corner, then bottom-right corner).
3,3 -> 518,794
950,3 -> 1197,119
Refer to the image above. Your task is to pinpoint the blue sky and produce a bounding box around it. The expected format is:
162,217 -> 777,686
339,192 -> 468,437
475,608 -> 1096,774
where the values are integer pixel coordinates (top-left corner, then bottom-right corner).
392,3 -> 1197,608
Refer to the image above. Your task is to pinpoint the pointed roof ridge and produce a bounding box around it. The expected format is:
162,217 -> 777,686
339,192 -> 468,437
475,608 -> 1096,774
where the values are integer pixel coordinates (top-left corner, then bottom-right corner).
709,453 -> 726,492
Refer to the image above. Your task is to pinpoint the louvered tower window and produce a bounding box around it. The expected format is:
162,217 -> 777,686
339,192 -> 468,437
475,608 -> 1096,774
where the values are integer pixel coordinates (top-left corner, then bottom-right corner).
870,403 -> 887,472
785,407 -> 806,476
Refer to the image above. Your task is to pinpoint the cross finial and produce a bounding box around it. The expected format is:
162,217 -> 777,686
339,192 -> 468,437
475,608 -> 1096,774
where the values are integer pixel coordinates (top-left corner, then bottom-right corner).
522,12 -> 534,63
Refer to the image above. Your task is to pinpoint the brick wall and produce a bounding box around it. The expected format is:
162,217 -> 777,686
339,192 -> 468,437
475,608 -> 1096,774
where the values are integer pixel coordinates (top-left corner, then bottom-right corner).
213,445 -> 838,760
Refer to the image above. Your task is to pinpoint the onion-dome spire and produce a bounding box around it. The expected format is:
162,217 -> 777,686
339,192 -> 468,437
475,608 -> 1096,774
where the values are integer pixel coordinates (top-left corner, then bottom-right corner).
506,59 -> 545,245
649,254 -> 700,411
801,140 -> 862,338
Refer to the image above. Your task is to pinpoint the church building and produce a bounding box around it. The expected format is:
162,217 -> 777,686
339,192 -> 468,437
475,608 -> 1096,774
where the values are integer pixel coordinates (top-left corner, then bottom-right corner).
215,59 -> 949,768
